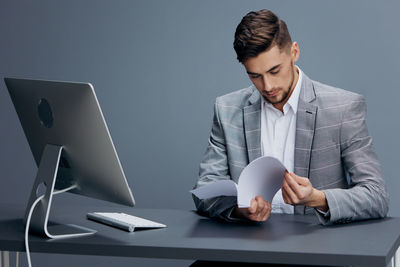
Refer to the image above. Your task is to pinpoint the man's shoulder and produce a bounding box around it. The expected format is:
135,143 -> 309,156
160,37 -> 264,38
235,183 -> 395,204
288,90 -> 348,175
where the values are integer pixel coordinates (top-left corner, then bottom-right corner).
215,85 -> 258,109
312,80 -> 364,108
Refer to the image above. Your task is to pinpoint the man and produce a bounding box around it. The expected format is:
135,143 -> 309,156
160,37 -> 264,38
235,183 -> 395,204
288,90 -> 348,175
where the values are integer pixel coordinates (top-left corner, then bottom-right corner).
192,9 -> 389,225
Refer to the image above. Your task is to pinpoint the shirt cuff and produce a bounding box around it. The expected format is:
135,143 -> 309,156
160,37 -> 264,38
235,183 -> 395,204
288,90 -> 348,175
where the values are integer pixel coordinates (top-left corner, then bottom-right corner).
316,208 -> 330,217
314,208 -> 332,225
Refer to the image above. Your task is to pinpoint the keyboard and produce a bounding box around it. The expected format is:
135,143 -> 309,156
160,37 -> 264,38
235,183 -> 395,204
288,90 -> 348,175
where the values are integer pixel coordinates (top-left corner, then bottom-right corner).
87,212 -> 167,232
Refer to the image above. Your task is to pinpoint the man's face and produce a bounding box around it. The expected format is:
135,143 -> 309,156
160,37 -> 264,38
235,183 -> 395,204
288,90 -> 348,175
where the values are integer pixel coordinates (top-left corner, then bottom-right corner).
243,43 -> 299,110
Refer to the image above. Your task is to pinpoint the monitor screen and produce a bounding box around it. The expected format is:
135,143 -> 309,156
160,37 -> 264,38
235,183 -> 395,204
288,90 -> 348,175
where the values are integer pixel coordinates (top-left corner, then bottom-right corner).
5,77 -> 135,237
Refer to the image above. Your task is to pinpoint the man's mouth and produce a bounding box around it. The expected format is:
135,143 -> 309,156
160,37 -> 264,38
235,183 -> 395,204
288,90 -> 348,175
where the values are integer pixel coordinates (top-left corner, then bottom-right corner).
265,90 -> 279,97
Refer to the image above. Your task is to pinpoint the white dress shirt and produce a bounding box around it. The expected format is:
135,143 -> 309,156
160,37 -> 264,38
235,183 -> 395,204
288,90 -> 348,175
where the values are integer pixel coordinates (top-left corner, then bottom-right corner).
260,67 -> 303,214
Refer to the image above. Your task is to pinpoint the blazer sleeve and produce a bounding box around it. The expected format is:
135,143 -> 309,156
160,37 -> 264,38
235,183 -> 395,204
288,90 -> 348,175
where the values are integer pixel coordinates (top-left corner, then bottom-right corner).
318,95 -> 389,225
192,101 -> 241,222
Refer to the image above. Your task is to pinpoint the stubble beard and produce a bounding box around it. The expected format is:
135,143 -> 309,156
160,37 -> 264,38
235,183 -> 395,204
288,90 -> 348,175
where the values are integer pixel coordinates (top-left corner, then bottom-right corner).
263,65 -> 296,105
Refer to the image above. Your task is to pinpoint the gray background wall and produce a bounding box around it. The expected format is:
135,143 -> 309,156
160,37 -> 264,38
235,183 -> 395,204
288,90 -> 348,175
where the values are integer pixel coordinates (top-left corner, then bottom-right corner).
1,0 -> 399,266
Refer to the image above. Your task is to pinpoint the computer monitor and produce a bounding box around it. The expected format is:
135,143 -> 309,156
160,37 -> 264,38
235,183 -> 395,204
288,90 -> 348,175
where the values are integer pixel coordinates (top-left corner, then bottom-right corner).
4,77 -> 135,238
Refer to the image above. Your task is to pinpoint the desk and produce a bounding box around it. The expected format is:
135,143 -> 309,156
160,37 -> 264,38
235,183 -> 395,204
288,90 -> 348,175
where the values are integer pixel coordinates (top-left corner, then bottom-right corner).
0,204 -> 399,267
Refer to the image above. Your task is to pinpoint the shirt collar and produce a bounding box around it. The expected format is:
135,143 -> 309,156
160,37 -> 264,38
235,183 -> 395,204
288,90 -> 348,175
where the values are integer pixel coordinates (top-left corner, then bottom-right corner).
262,66 -> 303,115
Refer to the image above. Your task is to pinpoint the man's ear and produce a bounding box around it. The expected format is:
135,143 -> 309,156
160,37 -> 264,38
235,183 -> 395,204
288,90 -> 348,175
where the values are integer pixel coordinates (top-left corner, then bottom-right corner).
291,42 -> 300,62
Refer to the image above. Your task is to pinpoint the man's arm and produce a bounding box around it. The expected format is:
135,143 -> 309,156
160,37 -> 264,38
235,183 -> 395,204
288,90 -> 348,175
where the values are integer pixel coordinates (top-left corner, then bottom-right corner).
281,171 -> 328,212
192,101 -> 239,221
193,100 -> 272,222
320,95 -> 389,224
282,95 -> 389,224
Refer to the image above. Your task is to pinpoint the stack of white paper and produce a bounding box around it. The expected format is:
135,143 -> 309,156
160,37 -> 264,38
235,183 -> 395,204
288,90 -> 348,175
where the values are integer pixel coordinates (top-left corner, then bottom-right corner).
190,156 -> 286,208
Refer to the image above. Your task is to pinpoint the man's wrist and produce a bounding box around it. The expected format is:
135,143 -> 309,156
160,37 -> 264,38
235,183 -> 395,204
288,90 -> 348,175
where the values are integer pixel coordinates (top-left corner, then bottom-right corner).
306,188 -> 328,212
231,206 -> 250,220
231,206 -> 242,219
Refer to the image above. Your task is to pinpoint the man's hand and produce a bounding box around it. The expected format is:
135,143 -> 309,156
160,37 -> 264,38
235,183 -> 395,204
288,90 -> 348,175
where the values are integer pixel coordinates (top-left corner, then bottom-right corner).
282,171 -> 328,212
232,196 -> 271,222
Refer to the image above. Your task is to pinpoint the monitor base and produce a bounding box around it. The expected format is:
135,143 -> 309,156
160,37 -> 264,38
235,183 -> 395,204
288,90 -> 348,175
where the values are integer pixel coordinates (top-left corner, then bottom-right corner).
24,144 -> 96,239
46,224 -> 96,239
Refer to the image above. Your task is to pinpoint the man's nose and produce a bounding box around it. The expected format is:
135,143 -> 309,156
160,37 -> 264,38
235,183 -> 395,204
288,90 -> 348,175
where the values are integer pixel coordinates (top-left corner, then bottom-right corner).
262,76 -> 272,91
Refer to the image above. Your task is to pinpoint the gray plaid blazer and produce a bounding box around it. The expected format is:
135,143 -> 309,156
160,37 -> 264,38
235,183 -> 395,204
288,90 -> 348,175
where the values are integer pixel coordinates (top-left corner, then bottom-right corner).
193,72 -> 389,225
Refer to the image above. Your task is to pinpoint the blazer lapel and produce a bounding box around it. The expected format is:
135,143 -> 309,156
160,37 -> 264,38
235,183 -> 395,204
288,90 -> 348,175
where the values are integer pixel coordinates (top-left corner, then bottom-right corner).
243,88 -> 262,163
294,74 -> 317,214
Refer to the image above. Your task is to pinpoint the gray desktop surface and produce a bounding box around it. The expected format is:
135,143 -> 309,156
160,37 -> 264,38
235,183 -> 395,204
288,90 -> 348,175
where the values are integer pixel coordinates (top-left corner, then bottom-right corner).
0,204 -> 399,267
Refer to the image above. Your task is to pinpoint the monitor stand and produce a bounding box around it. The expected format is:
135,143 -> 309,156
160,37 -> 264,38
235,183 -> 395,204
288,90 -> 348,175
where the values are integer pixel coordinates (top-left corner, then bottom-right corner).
24,144 -> 96,239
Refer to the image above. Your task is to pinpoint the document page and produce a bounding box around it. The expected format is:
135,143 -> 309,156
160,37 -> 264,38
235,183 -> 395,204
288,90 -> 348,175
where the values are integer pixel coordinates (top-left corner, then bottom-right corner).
237,156 -> 286,207
190,180 -> 237,199
191,156 -> 286,207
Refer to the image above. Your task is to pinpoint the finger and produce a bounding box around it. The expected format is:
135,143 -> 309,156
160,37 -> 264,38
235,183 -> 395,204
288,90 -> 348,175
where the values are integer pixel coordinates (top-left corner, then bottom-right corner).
248,198 -> 257,214
290,172 -> 310,186
255,195 -> 265,203
261,202 -> 268,220
259,198 -> 270,221
281,186 -> 291,204
254,200 -> 266,221
282,172 -> 290,186
250,198 -> 266,222
251,197 -> 262,221
249,214 -> 261,222
255,196 -> 266,215
283,176 -> 298,203
281,180 -> 288,203
282,179 -> 294,203
262,202 -> 272,221
246,210 -> 259,221
285,172 -> 302,198
281,171 -> 289,190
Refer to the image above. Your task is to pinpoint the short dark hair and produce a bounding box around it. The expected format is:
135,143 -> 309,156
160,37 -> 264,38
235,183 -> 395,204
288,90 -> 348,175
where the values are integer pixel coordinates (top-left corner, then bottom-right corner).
233,9 -> 292,63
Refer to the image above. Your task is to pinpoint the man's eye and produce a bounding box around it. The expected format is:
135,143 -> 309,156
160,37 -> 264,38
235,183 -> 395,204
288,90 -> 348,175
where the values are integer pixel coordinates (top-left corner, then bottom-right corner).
270,70 -> 280,75
250,75 -> 260,79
